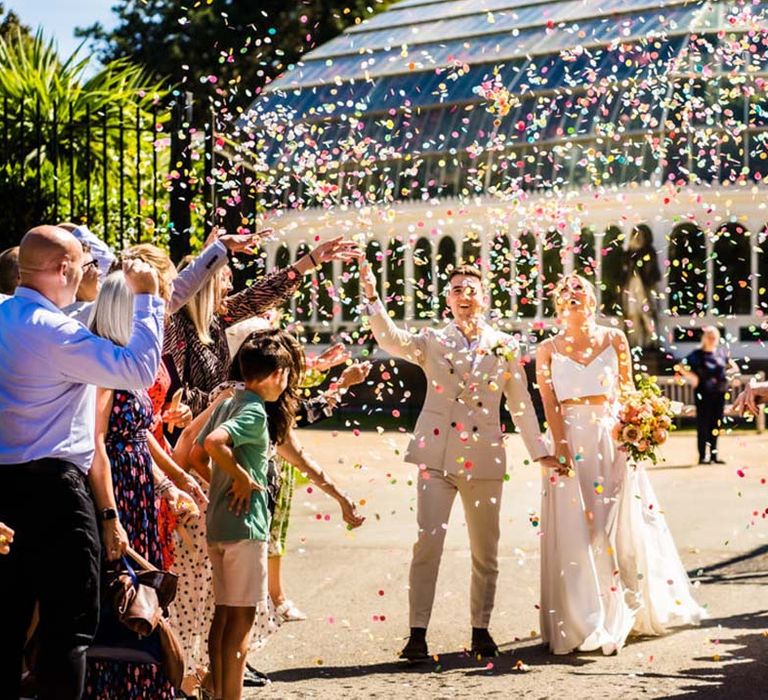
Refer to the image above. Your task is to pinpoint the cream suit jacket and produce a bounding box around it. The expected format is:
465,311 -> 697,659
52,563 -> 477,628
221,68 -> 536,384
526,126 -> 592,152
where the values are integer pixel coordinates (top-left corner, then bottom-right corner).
368,308 -> 548,479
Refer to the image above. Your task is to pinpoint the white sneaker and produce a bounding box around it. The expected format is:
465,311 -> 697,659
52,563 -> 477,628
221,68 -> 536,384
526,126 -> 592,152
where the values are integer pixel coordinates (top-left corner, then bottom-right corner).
276,599 -> 307,622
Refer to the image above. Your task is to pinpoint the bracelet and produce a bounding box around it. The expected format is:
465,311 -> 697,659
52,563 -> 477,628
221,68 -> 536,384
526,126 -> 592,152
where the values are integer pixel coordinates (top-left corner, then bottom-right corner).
156,477 -> 174,495
309,252 -> 319,269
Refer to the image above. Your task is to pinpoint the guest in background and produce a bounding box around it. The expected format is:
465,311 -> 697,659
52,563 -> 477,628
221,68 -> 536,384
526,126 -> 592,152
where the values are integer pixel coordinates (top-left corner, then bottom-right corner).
0,226 -> 164,700
57,222 -> 115,283
621,226 -> 661,349
64,242 -> 101,324
0,245 -> 20,299
267,335 -> 370,624
164,235 -> 362,418
677,326 -> 738,464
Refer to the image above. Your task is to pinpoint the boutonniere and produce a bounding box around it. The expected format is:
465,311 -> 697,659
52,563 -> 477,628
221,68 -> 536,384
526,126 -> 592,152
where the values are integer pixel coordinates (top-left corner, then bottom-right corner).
491,340 -> 516,362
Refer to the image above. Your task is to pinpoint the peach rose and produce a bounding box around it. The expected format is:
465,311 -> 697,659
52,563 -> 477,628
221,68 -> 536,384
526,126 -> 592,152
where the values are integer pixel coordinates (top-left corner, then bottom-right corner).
621,424 -> 642,444
657,415 -> 672,429
636,439 -> 649,452
652,429 -> 668,445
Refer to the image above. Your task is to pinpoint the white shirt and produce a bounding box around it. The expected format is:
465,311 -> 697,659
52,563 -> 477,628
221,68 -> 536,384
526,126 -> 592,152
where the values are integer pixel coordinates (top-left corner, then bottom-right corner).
0,287 -> 164,472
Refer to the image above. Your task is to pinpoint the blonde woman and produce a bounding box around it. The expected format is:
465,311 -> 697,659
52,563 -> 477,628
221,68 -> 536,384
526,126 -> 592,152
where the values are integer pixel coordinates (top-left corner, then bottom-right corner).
535,274 -> 705,656
85,272 -> 199,699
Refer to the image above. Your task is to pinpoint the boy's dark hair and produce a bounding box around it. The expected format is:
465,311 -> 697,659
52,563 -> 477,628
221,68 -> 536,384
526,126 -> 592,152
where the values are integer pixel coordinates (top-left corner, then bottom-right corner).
229,329 -> 298,445
230,329 -> 293,384
448,264 -> 483,285
265,332 -> 305,445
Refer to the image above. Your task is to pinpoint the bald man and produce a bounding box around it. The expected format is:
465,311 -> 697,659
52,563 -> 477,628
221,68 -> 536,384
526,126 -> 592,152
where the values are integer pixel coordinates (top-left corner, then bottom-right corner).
0,226 -> 164,700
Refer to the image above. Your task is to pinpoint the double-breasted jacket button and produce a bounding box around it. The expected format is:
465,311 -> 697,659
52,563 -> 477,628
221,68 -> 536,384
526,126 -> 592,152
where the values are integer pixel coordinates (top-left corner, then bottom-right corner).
451,421 -> 457,428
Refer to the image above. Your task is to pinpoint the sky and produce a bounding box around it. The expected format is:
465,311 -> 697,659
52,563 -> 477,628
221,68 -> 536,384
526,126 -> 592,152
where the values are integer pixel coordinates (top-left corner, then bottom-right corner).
8,0 -> 117,60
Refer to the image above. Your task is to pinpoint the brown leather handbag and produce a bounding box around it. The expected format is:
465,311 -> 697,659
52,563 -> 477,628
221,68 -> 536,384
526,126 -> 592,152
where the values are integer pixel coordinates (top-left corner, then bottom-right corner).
104,547 -> 185,688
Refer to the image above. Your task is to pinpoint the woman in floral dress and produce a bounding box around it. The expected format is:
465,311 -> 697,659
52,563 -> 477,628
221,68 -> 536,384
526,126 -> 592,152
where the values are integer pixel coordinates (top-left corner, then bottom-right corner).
84,272 -> 197,699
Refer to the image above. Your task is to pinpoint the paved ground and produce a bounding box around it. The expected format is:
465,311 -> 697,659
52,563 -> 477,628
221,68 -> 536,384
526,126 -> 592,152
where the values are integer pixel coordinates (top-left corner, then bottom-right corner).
247,429 -> 768,699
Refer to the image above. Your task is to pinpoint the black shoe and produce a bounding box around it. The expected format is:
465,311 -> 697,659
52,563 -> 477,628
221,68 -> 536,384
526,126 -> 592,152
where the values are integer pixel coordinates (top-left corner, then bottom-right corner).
698,460 -> 711,465
399,632 -> 429,662
244,663 -> 270,688
712,458 -> 726,464
470,628 -> 499,658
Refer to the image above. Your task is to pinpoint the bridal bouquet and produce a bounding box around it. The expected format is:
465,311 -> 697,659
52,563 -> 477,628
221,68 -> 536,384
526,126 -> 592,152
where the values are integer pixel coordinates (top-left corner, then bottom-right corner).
613,375 -> 679,465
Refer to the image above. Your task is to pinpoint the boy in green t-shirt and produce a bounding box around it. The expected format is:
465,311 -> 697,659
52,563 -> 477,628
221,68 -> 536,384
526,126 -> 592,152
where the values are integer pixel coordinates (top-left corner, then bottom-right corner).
193,331 -> 291,700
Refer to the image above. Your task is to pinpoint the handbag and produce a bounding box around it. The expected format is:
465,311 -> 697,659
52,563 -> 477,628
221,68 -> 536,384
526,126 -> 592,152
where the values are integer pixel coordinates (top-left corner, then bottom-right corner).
105,550 -> 178,632
102,547 -> 185,688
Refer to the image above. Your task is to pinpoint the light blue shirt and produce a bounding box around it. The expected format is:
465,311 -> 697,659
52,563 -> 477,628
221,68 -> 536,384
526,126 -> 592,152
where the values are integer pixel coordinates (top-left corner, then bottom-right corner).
0,287 -> 165,473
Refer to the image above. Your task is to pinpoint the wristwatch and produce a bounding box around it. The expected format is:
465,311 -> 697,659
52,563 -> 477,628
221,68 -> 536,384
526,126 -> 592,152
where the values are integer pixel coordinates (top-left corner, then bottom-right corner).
100,507 -> 118,522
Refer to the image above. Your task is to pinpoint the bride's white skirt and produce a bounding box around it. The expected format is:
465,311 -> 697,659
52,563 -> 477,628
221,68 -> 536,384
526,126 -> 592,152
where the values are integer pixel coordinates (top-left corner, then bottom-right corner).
540,404 -> 706,656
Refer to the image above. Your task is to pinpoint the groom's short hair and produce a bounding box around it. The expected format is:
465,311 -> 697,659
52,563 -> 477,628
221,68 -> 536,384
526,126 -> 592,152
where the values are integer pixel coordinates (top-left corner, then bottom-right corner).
448,264 -> 483,285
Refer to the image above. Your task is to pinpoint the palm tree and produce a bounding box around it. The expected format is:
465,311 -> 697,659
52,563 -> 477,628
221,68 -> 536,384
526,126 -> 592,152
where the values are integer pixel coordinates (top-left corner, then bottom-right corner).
0,28 -> 168,247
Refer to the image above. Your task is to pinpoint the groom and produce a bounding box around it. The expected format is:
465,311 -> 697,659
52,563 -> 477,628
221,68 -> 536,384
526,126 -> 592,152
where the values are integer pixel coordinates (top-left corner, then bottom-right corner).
360,261 -> 558,660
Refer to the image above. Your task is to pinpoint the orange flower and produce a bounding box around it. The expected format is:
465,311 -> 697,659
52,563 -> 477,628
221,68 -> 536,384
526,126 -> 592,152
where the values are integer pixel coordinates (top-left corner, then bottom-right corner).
621,424 -> 642,445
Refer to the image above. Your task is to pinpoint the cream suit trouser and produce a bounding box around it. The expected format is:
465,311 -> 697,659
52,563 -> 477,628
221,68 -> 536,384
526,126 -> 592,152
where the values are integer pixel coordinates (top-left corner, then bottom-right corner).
409,468 -> 503,629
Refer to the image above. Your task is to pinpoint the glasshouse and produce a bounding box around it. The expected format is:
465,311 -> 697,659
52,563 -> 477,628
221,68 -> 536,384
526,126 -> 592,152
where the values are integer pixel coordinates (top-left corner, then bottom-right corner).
238,0 -> 768,359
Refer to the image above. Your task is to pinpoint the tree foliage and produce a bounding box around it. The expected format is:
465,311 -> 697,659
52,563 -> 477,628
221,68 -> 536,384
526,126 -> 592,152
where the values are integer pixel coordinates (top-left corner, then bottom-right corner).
0,3 -> 31,42
77,0 -> 392,118
0,28 -> 168,248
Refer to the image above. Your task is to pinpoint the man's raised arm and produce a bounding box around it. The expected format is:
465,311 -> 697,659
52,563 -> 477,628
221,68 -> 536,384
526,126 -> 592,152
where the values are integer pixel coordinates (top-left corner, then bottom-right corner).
360,260 -> 427,367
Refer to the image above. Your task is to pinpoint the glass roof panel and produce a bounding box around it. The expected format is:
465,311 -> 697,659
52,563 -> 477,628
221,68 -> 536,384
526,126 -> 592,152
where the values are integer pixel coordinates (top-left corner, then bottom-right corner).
239,1 -> 763,200
269,3 -> 701,90
313,0 -> 691,59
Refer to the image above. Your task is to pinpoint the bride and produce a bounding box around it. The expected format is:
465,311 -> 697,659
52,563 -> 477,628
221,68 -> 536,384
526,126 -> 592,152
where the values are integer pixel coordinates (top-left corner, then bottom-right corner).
535,273 -> 706,655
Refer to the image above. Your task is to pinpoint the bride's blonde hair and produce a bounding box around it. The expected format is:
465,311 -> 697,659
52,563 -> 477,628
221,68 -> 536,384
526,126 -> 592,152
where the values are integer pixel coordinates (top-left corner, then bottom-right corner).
552,273 -> 597,317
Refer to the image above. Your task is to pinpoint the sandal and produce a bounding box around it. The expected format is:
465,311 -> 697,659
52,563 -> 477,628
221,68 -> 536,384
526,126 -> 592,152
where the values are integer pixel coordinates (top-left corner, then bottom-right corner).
276,599 -> 307,622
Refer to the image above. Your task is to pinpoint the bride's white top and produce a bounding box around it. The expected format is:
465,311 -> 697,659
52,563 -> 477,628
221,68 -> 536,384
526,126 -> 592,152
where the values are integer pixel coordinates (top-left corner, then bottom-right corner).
550,344 -> 618,402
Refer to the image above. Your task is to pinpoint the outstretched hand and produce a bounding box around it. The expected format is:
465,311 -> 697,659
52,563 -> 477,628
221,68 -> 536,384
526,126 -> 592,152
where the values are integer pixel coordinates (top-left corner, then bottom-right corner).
310,343 -> 351,372
312,236 -> 362,264
340,499 -> 366,529
204,225 -> 274,254
359,260 -> 377,299
338,361 -> 372,389
730,382 -> 765,417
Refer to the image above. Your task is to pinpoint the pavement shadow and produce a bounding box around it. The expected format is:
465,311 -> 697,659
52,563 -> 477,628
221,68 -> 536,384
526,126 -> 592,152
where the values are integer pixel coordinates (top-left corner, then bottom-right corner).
267,641 -> 595,684
669,627 -> 768,698
565,611 -> 768,698
464,638 -> 597,677
690,545 -> 768,585
651,463 -> 697,471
